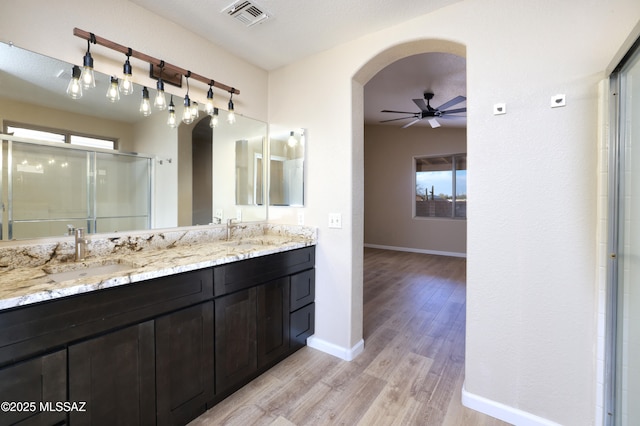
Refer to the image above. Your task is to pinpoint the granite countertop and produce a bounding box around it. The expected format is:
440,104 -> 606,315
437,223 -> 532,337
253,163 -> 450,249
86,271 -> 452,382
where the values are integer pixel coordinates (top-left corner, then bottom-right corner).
0,224 -> 316,311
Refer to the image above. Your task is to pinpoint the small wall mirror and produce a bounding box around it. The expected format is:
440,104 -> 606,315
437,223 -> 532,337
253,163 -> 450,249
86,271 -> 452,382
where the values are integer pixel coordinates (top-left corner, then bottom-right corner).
268,126 -> 305,206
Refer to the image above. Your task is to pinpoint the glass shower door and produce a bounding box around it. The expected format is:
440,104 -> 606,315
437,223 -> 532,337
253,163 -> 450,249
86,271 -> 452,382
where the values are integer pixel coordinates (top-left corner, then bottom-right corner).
94,152 -> 151,233
10,141 -> 89,239
610,39 -> 640,426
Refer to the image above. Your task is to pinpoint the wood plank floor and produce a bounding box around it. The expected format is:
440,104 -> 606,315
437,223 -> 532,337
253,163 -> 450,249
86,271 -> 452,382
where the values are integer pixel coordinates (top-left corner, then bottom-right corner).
189,248 -> 510,426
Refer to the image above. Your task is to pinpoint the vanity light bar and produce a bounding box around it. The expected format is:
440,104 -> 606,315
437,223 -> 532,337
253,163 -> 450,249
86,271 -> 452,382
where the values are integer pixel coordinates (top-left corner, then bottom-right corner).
72,28 -> 240,96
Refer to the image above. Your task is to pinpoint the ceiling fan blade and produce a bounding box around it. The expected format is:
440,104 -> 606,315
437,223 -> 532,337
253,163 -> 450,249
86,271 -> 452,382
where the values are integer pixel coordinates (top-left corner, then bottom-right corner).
438,115 -> 466,120
381,109 -> 419,114
441,107 -> 466,115
379,116 -> 418,123
427,118 -> 441,128
412,98 -> 428,111
435,95 -> 466,111
402,118 -> 421,128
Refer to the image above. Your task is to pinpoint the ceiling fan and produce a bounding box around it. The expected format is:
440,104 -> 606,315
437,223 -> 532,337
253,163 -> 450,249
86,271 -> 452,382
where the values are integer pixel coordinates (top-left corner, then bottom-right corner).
380,92 -> 466,128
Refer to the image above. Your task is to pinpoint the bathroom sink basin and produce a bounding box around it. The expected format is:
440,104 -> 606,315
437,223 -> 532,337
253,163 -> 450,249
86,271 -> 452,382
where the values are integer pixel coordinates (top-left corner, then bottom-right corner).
220,238 -> 277,250
44,261 -> 137,283
221,239 -> 261,247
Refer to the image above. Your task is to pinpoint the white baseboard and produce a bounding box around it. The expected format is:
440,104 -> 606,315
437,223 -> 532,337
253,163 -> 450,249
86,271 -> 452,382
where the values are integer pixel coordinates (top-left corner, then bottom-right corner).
364,243 -> 466,258
461,383 -> 562,426
306,336 -> 365,361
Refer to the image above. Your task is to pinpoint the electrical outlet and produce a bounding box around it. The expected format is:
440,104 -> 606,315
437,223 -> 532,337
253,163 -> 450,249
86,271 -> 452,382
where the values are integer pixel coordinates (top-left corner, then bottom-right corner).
297,211 -> 305,225
551,94 -> 566,108
328,213 -> 342,229
236,209 -> 242,222
215,209 -> 223,219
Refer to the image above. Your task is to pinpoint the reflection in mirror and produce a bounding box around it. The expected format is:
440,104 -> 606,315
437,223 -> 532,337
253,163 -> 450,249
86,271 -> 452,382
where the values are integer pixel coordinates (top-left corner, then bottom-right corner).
268,126 -> 305,206
184,113 -> 266,225
0,42 -> 267,240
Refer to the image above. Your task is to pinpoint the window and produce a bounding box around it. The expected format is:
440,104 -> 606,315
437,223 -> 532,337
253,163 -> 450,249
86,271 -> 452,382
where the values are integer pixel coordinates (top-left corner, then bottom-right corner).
415,154 -> 466,219
5,123 -> 116,150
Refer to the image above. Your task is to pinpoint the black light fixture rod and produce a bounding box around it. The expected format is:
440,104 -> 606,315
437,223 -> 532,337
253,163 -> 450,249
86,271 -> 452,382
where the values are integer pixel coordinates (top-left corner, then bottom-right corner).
73,28 -> 240,95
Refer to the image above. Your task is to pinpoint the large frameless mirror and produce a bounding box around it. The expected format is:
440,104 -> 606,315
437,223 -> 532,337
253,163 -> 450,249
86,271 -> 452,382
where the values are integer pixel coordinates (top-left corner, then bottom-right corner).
0,41 -> 267,240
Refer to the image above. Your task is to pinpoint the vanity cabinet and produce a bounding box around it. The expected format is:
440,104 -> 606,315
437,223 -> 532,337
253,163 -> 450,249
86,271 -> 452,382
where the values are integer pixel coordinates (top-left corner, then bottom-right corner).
0,245 -> 314,426
213,247 -> 314,401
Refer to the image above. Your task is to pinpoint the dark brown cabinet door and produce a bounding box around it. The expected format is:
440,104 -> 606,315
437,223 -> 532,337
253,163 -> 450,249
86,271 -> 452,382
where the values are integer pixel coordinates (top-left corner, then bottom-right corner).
214,288 -> 257,396
257,277 -> 290,369
0,350 -> 66,426
156,302 -> 214,426
69,321 -> 155,426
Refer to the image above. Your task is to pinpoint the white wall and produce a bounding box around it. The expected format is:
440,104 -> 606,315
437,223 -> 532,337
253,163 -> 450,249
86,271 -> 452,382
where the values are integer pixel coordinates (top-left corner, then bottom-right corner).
268,1 -> 640,425
364,124 -> 466,256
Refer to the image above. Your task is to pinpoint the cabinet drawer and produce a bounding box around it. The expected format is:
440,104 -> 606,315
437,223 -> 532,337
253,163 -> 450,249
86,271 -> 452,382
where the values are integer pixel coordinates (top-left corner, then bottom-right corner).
290,303 -> 315,350
290,269 -> 315,312
0,268 -> 213,367
214,246 -> 315,296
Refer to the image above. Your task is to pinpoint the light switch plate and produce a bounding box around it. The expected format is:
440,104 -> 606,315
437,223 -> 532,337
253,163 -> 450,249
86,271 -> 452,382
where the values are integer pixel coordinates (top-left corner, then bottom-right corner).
493,103 -> 506,115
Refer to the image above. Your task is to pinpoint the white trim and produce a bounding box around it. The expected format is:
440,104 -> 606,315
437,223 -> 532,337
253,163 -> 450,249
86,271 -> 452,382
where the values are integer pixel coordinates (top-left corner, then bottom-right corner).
306,336 -> 365,361
364,243 -> 466,258
461,383 -> 562,426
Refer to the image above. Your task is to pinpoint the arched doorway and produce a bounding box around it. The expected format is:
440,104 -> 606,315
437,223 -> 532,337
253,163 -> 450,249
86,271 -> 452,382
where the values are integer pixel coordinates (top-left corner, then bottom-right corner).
351,38 -> 467,347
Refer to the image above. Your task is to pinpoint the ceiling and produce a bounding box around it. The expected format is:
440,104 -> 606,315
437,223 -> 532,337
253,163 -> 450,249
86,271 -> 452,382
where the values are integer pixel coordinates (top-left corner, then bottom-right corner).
131,0 -> 467,129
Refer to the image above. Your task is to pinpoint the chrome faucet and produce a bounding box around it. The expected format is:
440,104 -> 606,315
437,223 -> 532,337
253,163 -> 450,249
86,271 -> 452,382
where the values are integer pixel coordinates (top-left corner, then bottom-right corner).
226,218 -> 238,240
74,228 -> 89,261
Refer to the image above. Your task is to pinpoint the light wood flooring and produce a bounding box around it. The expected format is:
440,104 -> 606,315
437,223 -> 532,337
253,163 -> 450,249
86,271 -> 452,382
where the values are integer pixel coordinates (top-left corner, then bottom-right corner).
189,248 -> 509,426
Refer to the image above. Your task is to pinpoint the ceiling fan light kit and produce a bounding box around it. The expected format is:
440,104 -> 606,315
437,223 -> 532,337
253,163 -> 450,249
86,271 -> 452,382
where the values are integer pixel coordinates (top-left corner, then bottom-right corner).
380,91 -> 466,128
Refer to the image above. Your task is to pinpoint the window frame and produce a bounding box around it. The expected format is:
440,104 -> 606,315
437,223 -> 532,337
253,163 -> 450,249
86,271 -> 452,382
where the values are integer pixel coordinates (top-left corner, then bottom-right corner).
413,153 -> 467,220
4,121 -> 118,151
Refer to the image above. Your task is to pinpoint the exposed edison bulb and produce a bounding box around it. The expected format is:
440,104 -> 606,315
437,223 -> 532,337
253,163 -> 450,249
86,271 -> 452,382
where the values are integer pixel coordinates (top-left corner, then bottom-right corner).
287,131 -> 297,147
106,76 -> 120,102
80,66 -> 95,90
209,108 -> 219,128
191,101 -> 200,120
120,58 -> 134,95
139,87 -> 152,117
182,95 -> 194,124
227,110 -> 236,124
120,75 -> 134,95
205,86 -> 214,115
227,96 -> 236,124
167,97 -> 178,128
154,79 -> 167,110
66,66 -> 83,99
80,48 -> 95,89
154,90 -> 167,110
167,109 -> 177,128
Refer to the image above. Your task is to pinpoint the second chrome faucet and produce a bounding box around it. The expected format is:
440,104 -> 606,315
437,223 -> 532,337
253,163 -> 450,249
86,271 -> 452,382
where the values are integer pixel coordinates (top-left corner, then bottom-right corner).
74,228 -> 89,261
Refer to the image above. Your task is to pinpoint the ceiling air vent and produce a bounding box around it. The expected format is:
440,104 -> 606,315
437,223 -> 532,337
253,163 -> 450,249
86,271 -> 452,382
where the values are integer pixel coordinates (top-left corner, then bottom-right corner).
222,1 -> 270,27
